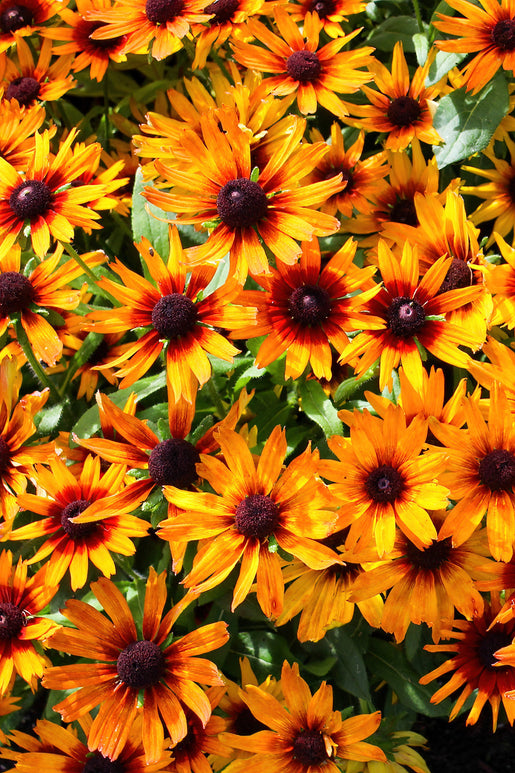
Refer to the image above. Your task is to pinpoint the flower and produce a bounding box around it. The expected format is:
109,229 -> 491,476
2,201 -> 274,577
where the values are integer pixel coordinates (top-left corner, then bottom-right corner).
191,0 -> 264,70
0,100 -> 45,170
235,236 -> 382,382
222,660 -> 386,771
0,0 -> 61,53
162,425 -> 341,618
434,0 -> 515,94
285,0 -> 367,38
145,113 -> 342,281
231,8 -> 374,118
0,549 -> 59,694
0,128 -> 106,257
9,454 -> 150,590
348,42 -> 441,150
0,37 -> 75,109
467,335 -> 515,409
87,226 -> 255,401
339,240 -> 485,393
486,233 -> 515,327
42,568 -> 229,762
169,687 -> 232,772
432,382 -> 515,561
420,596 -> 515,730
319,405 -> 449,556
345,730 -> 430,773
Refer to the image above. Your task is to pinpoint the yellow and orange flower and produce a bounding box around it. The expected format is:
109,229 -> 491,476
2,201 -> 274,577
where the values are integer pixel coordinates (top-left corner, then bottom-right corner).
191,0 -> 264,69
42,568 -> 229,763
486,233 -> 515,327
0,100 -> 45,170
0,0 -> 62,53
0,37 -> 75,109
284,0 -> 367,37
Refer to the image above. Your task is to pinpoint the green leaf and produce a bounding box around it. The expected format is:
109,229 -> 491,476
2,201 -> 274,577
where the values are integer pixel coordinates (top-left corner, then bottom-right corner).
231,631 -> 296,680
298,380 -> 343,438
412,33 -> 429,67
427,50 -> 467,86
432,71 -> 510,168
368,17 -> 429,52
131,168 -> 170,257
325,627 -> 372,701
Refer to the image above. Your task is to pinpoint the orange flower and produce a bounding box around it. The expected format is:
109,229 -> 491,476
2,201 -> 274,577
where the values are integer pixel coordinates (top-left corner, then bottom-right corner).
0,100 -> 46,170
285,0 -> 367,37
0,37 -> 75,109
42,568 -> 229,763
0,0 -> 61,53
191,0 -> 264,69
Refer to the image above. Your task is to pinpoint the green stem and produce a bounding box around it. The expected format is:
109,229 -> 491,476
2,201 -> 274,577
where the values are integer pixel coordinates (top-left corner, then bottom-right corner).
15,321 -> 61,403
102,71 -> 111,153
61,241 -> 120,307
207,377 -> 226,419
412,0 -> 424,33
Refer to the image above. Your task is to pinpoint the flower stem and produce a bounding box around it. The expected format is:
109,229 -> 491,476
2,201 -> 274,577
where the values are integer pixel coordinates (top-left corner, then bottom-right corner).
412,0 -> 424,32
61,241 -> 120,307
15,321 -> 61,403
207,377 -> 226,419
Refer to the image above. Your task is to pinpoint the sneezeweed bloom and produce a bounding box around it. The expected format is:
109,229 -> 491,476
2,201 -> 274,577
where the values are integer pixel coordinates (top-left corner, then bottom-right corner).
420,596 -> 515,730
350,511 -> 488,643
43,0 -> 127,81
0,0 -> 62,53
319,405 -> 449,557
0,550 -> 59,694
235,236 -> 383,382
86,0 -> 211,60
9,455 -> 150,590
307,126 -> 389,218
432,382 -> 515,562
145,114 -> 342,281
231,8 -> 374,118
348,42 -> 441,150
0,128 -> 105,257
339,240 -> 485,393
222,661 -> 386,771
434,0 -> 515,94
0,243 -> 105,366
162,426 -> 341,619
43,568 -> 229,762
0,37 -> 75,109
87,227 -> 255,401
0,713 -> 173,771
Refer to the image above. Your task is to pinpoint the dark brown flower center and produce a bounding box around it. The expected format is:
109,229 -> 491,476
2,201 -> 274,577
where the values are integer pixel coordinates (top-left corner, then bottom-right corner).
172,714 -> 203,759
0,271 -> 34,316
491,18 -> 515,51
151,293 -> 198,339
204,0 -> 239,23
147,438 -> 201,488
365,464 -> 404,503
288,284 -> 331,326
508,173 -> 515,203
9,179 -> 52,220
438,258 -> 473,294
87,338 -> 110,366
234,493 -> 280,540
0,437 -> 10,472
87,20 -> 124,50
387,96 -> 421,127
286,50 -> 321,82
232,705 -> 268,735
61,499 -> 97,539
478,448 -> 515,492
404,536 -> 452,570
386,296 -> 426,339
5,76 -> 40,106
308,0 -> 336,19
388,197 -> 418,226
145,0 -> 183,23
117,640 -> 165,688
82,752 -> 125,773
0,3 -> 32,32
216,177 -> 268,230
0,601 -> 24,640
477,630 -> 513,670
292,730 -> 329,766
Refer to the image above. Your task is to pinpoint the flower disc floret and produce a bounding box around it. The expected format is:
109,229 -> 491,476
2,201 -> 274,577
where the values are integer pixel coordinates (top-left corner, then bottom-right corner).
151,293 -> 198,339
309,0 -> 336,18
288,284 -> 331,326
216,178 -> 268,229
60,499 -> 96,540
0,271 -> 34,316
364,464 -> 405,503
116,640 -> 165,689
478,448 -> 515,491
386,96 -> 421,127
491,18 -> 515,49
0,438 -> 10,472
389,198 -> 418,225
83,754 -> 124,773
204,0 -> 239,23
286,50 -> 322,82
144,0 -> 184,23
9,179 -> 52,220
234,494 -> 280,540
404,537 -> 452,570
477,630 -> 513,669
386,297 -> 425,339
438,258 -> 473,293
0,4 -> 32,32
0,601 -> 24,640
292,730 -> 328,766
148,438 -> 201,488
5,76 -> 40,106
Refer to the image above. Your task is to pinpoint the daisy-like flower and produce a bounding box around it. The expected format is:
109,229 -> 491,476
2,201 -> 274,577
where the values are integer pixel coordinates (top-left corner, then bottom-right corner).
487,233 -> 515,327
0,713 -> 173,771
222,660 -> 386,771
9,455 -> 150,590
467,336 -> 515,409
0,243 -> 105,366
0,37 -> 75,109
307,125 -> 389,218
0,549 -> 59,694
0,0 -> 62,53
339,240 -> 485,393
162,426 -> 341,619
345,730 -> 430,773
0,692 -> 19,742
350,511 -> 488,643
432,382 -> 515,562
42,568 -> 229,763
231,8 -> 374,118
0,100 -> 45,170
235,236 -> 383,382
169,687 -> 232,773
42,0 -> 127,82
191,0 -> 264,69
348,42 -> 441,150
420,596 -> 515,730
87,227 -> 255,401
284,0 -> 367,37
145,114 -> 342,281
434,0 -> 515,94
86,0 -> 211,60
319,405 -> 449,557
0,128 -> 106,257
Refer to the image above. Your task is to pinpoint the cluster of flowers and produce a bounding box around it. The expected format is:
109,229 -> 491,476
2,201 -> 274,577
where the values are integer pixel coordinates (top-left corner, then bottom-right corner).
2,0 -> 515,769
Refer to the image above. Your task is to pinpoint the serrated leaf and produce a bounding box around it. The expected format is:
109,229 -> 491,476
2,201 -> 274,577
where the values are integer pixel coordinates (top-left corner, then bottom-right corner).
299,380 -> 343,438
433,71 -> 509,168
131,168 -> 170,257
